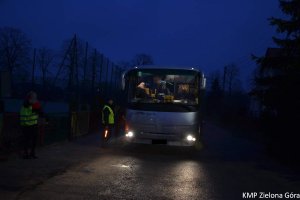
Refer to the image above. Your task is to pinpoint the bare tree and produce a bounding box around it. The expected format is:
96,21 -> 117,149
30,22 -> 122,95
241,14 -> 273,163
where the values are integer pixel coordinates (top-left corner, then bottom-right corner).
209,70 -> 221,90
132,53 -> 153,65
227,64 -> 239,95
37,47 -> 54,88
117,61 -> 132,69
0,27 -> 31,74
223,64 -> 239,95
55,36 -> 85,88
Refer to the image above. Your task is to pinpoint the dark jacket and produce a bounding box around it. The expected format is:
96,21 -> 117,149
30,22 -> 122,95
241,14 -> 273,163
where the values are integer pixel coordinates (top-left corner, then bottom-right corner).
136,87 -> 148,98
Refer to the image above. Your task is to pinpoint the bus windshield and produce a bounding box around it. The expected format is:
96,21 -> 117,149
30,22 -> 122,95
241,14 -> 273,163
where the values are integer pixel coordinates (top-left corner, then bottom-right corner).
126,69 -> 200,106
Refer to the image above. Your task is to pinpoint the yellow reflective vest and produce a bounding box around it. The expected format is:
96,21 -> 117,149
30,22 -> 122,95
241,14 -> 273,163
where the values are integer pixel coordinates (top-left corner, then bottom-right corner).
102,105 -> 114,125
20,106 -> 38,126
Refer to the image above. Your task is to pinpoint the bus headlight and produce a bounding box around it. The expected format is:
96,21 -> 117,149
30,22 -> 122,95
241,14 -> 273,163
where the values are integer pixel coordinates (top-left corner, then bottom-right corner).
125,131 -> 134,138
186,135 -> 196,142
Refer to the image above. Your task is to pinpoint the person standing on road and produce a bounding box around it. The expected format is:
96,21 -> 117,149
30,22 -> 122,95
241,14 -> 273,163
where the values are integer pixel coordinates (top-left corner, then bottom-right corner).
20,91 -> 42,159
102,99 -> 115,139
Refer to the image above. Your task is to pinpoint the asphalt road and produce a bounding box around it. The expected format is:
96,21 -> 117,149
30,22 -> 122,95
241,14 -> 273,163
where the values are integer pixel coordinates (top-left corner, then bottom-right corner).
3,122 -> 300,200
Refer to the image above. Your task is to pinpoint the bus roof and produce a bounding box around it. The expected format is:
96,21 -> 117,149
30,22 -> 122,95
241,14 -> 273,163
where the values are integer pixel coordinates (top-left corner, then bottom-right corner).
127,65 -> 203,74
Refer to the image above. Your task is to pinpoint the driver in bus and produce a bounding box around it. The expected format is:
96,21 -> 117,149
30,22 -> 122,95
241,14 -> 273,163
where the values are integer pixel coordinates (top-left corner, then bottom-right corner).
136,82 -> 149,99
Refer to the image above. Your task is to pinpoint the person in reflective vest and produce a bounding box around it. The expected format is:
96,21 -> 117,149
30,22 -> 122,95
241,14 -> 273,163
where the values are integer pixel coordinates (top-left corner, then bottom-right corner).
102,99 -> 115,138
20,91 -> 41,159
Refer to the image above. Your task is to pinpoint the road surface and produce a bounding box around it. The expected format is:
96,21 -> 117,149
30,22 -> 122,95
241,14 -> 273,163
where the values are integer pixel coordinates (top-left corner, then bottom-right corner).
1,122 -> 299,200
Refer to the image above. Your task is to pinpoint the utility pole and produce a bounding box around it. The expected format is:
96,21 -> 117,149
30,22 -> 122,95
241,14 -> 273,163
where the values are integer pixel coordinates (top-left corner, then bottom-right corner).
222,66 -> 227,93
114,66 -> 119,93
74,35 -> 79,105
32,48 -> 36,89
110,63 -> 114,94
83,42 -> 88,83
228,69 -> 232,96
68,36 -> 75,94
105,59 -> 109,96
118,67 -> 122,90
99,54 -> 104,95
91,49 -> 97,96
68,34 -> 76,140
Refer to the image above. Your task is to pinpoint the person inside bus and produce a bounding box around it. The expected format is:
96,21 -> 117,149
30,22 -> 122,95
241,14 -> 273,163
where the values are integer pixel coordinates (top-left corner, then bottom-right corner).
152,75 -> 170,96
135,82 -> 149,99
176,84 -> 194,101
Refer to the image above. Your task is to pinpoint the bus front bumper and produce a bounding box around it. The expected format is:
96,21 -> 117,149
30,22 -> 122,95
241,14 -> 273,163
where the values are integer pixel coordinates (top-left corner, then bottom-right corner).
124,131 -> 197,146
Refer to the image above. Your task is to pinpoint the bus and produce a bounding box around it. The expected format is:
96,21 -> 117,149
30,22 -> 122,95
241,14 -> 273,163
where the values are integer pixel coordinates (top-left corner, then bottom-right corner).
122,66 -> 206,146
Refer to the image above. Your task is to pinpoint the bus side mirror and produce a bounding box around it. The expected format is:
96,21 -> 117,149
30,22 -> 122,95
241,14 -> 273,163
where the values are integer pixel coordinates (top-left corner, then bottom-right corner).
201,77 -> 206,89
122,73 -> 126,90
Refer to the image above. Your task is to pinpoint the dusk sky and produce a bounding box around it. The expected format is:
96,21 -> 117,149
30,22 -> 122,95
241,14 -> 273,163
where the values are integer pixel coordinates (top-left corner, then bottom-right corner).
0,0 -> 283,88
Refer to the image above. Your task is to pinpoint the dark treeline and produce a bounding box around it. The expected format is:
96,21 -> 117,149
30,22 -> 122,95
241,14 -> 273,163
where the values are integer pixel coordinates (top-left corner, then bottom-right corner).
251,0 -> 300,162
206,0 -> 300,162
0,27 -> 153,109
205,64 -> 251,131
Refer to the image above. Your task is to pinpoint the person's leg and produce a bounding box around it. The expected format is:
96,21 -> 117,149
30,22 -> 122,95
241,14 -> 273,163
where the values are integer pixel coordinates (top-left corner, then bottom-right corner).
29,125 -> 38,158
104,125 -> 113,140
115,120 -> 120,138
22,126 -> 30,158
110,124 -> 115,139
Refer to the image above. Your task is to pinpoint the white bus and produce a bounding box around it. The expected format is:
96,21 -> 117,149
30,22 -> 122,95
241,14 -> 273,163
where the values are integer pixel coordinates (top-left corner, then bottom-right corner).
122,66 -> 206,146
